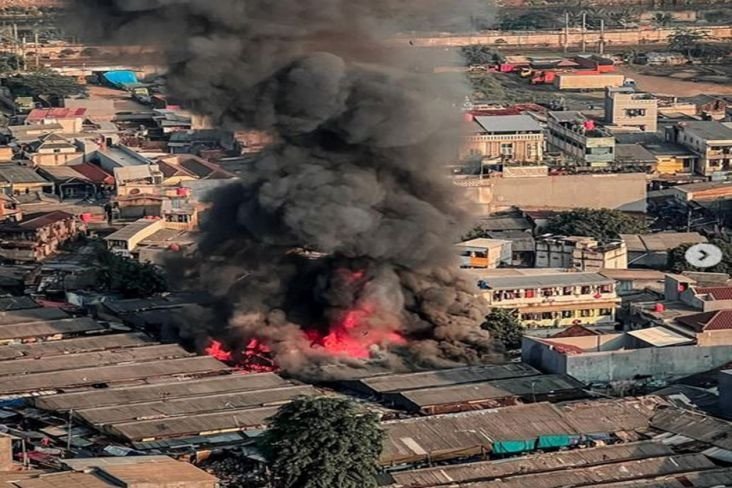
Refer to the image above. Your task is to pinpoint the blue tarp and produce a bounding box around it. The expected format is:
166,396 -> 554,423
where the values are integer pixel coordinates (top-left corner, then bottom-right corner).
492,439 -> 536,455
102,70 -> 139,88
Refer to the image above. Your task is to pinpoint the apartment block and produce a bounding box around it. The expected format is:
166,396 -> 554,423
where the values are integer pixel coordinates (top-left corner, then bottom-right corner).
477,272 -> 619,328
461,114 -> 544,163
456,238 -> 512,269
546,111 -> 615,168
670,121 -> 732,177
604,87 -> 658,132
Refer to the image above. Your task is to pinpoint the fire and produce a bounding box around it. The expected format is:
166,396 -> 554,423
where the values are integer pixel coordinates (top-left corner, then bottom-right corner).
205,339 -> 232,362
203,269 -> 406,369
309,306 -> 406,359
204,339 -> 277,373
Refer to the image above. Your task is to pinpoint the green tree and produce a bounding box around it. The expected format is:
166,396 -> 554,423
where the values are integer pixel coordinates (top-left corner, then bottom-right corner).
0,53 -> 22,73
543,208 -> 647,243
668,28 -> 707,58
481,308 -> 523,350
5,70 -> 86,99
667,238 -> 732,274
96,248 -> 167,298
461,45 -> 497,66
262,397 -> 384,488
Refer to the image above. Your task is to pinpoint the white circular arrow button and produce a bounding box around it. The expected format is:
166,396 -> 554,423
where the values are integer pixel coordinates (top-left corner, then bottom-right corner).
685,243 -> 723,269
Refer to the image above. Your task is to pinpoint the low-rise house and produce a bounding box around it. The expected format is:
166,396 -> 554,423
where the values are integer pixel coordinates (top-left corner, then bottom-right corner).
670,181 -> 732,203
456,238 -> 512,269
620,232 -> 707,268
670,120 -> 732,177
36,166 -> 96,200
461,114 -> 544,163
605,87 -> 657,132
0,211 -> 85,262
615,133 -> 696,175
486,230 -> 535,267
7,123 -> 63,145
0,195 -> 21,223
69,163 -> 115,195
0,165 -> 53,197
104,219 -> 165,256
535,235 -> 627,271
613,144 -> 657,173
168,129 -> 238,155
676,310 -> 732,347
25,107 -> 87,134
158,155 -> 234,180
96,144 -> 152,173
522,329 -> 732,384
599,269 -> 665,296
546,111 -> 615,168
114,164 -> 164,197
476,271 -> 619,328
27,133 -> 84,167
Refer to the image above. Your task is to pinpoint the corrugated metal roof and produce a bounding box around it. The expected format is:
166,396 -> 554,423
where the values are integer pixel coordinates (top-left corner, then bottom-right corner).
75,385 -> 318,425
354,364 -> 539,394
0,356 -> 228,395
104,219 -> 161,242
395,374 -> 583,408
0,166 -> 49,184
381,403 -> 576,465
13,472 -> 115,488
390,441 -> 673,487
35,373 -> 291,411
0,317 -> 104,341
465,453 -> 715,488
0,344 -> 190,377
110,405 -> 279,441
0,332 -> 155,361
627,327 -> 695,347
652,407 -> 732,450
480,272 -> 612,290
620,232 -> 707,253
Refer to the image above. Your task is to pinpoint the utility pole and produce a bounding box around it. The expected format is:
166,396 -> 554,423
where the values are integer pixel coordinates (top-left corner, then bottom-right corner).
34,32 -> 40,69
581,13 -> 587,53
564,12 -> 570,54
599,19 -> 605,55
66,409 -> 73,452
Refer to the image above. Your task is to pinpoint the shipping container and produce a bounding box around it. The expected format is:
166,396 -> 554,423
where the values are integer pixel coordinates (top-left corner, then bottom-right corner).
554,73 -> 625,91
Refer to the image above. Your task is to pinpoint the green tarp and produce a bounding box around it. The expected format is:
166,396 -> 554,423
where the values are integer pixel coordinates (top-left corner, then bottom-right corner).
492,439 -> 536,455
537,434 -> 572,449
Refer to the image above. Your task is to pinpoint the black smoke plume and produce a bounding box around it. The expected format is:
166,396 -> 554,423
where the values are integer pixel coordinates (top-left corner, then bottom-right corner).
69,0 -> 500,378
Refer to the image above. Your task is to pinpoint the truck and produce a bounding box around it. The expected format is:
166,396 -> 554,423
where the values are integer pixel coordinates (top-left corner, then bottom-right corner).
553,73 -> 625,91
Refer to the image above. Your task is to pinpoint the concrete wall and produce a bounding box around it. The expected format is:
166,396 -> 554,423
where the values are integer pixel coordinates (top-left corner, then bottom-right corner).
521,337 -> 567,374
0,435 -> 11,471
564,344 -> 732,383
396,25 -> 732,49
464,173 -> 647,213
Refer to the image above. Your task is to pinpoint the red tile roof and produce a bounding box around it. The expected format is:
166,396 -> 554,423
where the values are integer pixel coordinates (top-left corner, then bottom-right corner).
678,310 -> 732,332
26,108 -> 87,122
69,163 -> 114,185
695,287 -> 732,301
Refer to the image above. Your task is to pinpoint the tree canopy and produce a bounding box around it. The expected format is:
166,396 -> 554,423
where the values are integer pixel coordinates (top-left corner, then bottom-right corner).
667,238 -> 732,274
262,396 -> 384,488
542,208 -> 647,243
5,70 -> 86,99
481,308 -> 523,350
95,247 -> 167,298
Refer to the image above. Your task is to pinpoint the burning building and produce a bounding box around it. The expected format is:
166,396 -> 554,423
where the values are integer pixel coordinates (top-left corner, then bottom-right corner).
71,0 -> 498,377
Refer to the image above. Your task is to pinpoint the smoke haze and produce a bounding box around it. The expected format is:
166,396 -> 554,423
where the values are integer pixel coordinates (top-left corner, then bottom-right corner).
69,0 -> 500,378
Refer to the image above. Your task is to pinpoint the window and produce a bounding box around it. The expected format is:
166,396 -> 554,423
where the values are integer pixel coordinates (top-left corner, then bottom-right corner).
600,284 -> 613,293
580,286 -> 591,295
541,312 -> 554,320
500,143 -> 514,156
562,310 -> 574,318
524,289 -> 535,298
599,308 -> 612,316
580,309 -> 594,318
542,288 -> 554,297
562,286 -> 574,295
